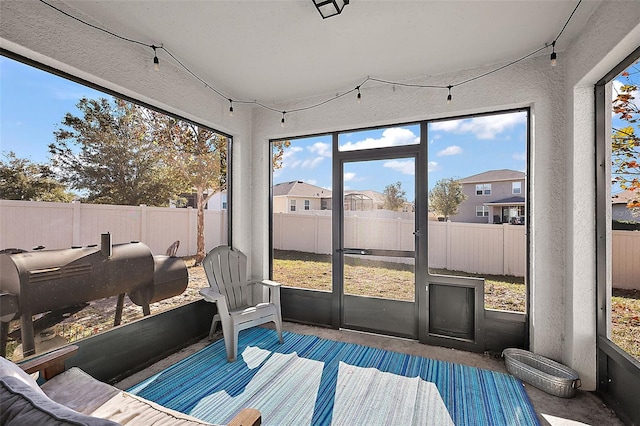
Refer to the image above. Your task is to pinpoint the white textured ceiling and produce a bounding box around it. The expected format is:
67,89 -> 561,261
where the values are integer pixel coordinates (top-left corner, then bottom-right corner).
58,0 -> 600,104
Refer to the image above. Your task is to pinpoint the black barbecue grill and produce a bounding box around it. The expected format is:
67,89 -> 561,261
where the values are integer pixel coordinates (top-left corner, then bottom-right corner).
0,233 -> 188,357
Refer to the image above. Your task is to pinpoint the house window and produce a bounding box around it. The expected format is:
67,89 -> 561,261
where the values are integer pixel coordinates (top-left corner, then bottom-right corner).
304,200 -> 310,210
221,194 -> 227,210
290,200 -> 296,212
476,206 -> 489,217
476,184 -> 491,195
512,182 -> 522,194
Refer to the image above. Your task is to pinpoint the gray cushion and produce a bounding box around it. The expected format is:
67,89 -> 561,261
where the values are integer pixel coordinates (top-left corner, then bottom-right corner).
0,376 -> 119,425
41,367 -> 120,415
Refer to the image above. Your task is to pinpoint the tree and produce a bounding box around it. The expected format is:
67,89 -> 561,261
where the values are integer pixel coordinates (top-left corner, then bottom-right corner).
383,181 -> 407,211
150,113 -> 227,264
49,97 -> 180,206
272,140 -> 291,170
612,63 -> 640,214
0,151 -> 74,202
429,178 -> 467,221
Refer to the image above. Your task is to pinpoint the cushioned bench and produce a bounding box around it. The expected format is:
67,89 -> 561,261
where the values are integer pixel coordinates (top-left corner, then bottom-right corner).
0,345 -> 261,426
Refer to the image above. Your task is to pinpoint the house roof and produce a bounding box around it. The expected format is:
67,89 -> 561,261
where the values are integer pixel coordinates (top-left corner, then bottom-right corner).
460,169 -> 525,184
273,181 -> 331,198
612,189 -> 640,205
484,196 -> 525,206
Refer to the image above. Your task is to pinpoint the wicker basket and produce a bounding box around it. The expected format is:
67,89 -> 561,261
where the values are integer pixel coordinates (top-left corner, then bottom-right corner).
502,348 -> 581,398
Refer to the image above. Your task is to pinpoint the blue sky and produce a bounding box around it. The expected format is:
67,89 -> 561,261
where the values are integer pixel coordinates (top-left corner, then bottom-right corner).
273,113 -> 528,201
0,57 -> 103,163
1,55 -> 635,199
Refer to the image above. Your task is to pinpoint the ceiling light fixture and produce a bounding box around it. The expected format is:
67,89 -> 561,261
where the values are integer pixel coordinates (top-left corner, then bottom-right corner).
312,0 -> 349,19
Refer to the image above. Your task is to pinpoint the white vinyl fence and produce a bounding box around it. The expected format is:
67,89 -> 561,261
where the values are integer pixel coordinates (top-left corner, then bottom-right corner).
273,213 -> 640,289
273,213 -> 525,276
1,202 -> 638,289
0,200 -> 227,257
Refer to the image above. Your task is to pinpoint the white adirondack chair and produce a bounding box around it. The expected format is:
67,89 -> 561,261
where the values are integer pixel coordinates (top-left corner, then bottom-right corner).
199,246 -> 284,362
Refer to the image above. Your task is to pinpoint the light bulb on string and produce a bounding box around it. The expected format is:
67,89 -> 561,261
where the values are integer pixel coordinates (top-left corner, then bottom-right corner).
228,99 -> 234,117
446,85 -> 453,105
152,46 -> 159,71
550,41 -> 557,67
281,111 -> 286,128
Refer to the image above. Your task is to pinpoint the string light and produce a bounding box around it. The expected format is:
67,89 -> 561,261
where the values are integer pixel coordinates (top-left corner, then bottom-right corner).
152,45 -> 159,71
37,0 -> 583,127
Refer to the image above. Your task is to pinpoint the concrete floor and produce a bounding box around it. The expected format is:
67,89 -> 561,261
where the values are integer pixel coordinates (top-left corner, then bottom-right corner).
117,322 -> 623,426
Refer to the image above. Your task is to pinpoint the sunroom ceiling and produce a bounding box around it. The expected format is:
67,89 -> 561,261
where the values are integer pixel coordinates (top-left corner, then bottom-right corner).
34,1 -> 602,104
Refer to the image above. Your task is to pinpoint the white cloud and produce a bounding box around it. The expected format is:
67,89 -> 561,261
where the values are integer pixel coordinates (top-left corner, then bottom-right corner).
428,161 -> 439,172
308,142 -> 331,157
281,146 -> 303,164
512,152 -> 526,161
437,145 -> 462,156
340,127 -> 419,151
281,146 -> 325,170
383,159 -> 415,175
300,156 -> 325,169
304,179 -> 317,185
344,172 -> 356,182
430,112 -> 526,139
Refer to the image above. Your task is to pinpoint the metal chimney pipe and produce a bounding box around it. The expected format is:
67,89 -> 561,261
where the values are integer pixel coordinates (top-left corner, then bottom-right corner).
101,232 -> 112,258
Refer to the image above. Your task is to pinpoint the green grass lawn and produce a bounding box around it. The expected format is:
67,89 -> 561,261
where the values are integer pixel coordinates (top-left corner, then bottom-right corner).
273,249 -> 639,361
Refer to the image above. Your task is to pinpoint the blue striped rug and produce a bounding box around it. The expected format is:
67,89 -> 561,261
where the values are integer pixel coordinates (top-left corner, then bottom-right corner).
128,328 -> 539,425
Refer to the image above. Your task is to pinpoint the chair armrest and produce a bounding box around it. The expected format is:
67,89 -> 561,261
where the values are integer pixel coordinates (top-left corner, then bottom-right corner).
199,287 -> 226,303
227,407 -> 261,426
256,279 -> 281,288
18,345 -> 79,380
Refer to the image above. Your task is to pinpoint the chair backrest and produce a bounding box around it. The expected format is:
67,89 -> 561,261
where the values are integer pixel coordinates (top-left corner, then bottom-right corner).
202,246 -> 250,310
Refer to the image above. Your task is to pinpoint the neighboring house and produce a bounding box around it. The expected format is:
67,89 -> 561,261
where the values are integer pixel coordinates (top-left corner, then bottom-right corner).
273,181 -> 332,213
453,169 -> 525,224
207,190 -> 228,211
612,189 -> 640,223
171,190 -> 227,211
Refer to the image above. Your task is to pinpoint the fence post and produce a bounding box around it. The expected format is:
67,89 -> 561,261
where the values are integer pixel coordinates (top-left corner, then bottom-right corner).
503,223 -> 508,276
446,220 -> 452,270
185,207 -> 191,256
139,204 -> 147,243
72,201 -> 81,246
314,214 -> 319,254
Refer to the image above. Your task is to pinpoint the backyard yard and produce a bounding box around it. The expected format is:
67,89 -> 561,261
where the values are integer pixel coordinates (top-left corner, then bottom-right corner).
4,251 -> 639,363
